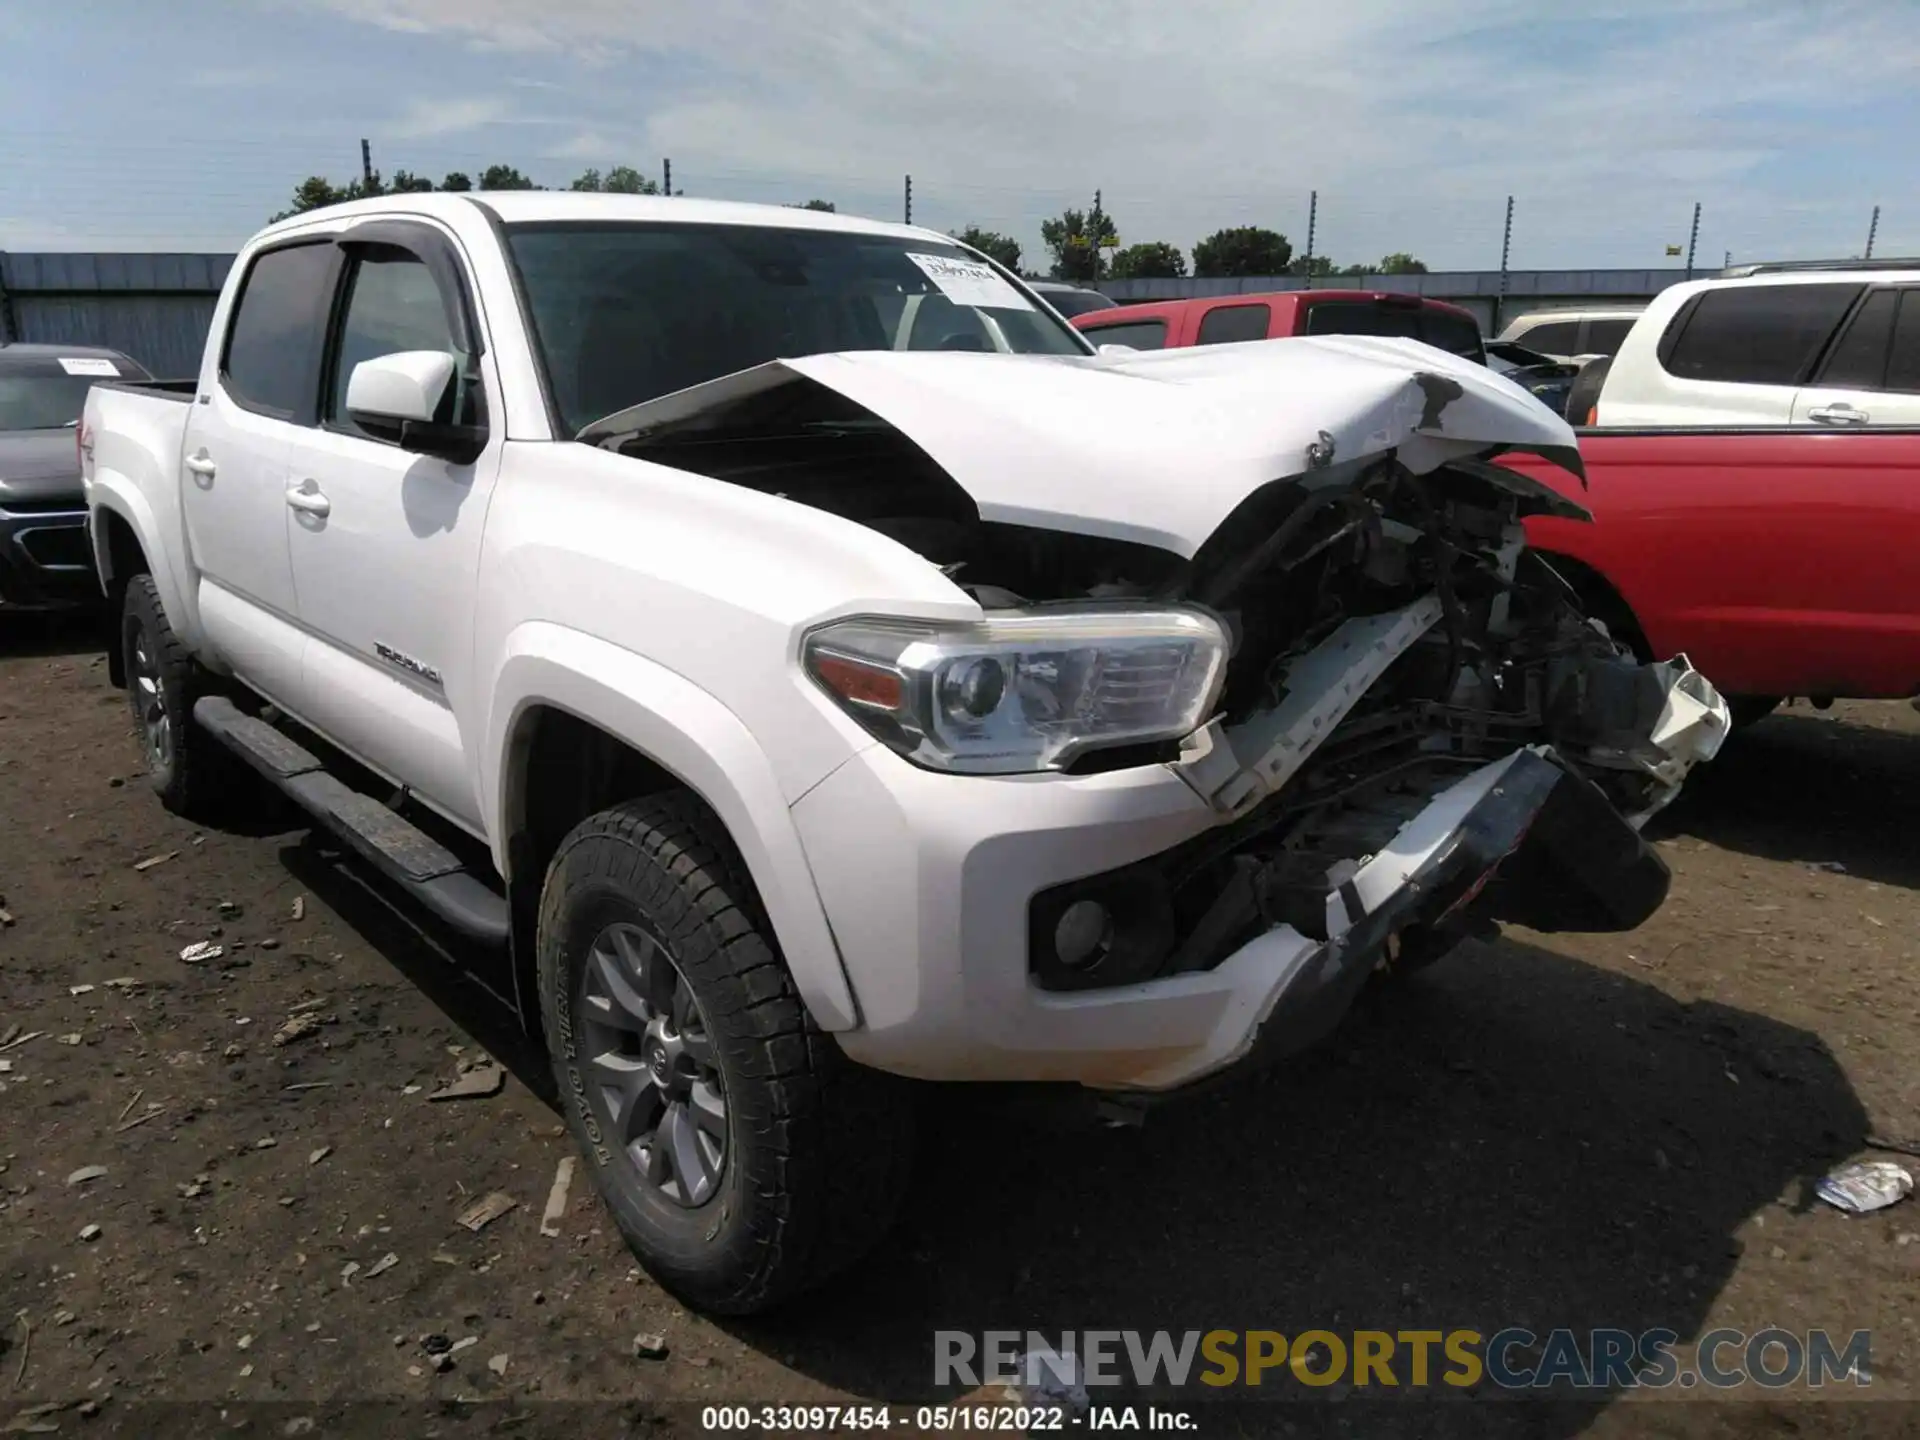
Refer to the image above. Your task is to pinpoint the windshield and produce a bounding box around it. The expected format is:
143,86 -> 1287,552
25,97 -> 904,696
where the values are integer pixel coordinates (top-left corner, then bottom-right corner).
506,222 -> 1093,435
0,374 -> 100,431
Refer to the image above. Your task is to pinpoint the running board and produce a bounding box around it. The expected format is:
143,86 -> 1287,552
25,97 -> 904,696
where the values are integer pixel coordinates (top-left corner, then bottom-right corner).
193,696 -> 509,946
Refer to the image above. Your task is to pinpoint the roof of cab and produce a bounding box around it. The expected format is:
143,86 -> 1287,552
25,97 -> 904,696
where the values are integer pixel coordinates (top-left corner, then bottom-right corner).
254,190 -> 945,247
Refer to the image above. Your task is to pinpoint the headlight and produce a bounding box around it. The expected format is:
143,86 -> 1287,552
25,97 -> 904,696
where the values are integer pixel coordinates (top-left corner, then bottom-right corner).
804,606 -> 1229,774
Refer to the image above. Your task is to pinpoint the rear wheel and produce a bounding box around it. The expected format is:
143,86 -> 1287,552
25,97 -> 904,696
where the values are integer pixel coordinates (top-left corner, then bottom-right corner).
537,792 -> 914,1315
120,574 -> 237,818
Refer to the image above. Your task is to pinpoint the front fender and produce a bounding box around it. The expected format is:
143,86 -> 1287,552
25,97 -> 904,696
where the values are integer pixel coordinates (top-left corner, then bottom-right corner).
484,622 -> 863,1032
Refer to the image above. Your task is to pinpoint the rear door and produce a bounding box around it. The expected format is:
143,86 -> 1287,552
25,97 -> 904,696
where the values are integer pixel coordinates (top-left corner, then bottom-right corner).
1079,316 -> 1172,350
1791,288 -> 1920,427
181,239 -> 337,705
1649,281 -> 1862,425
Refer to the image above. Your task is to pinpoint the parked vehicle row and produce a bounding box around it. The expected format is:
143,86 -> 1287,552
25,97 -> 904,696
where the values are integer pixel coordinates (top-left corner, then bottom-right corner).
1068,288 -> 1486,362
0,342 -> 151,609
80,193 -> 1726,1316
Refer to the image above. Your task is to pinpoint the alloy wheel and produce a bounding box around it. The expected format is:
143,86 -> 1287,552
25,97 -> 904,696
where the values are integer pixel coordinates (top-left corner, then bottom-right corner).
576,921 -> 728,1206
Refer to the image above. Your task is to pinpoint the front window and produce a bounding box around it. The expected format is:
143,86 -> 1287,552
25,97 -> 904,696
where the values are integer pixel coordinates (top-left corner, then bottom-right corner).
505,222 -> 1092,435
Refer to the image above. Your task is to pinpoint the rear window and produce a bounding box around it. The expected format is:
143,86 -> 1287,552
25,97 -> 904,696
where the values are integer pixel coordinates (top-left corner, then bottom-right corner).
1082,319 -> 1169,350
222,242 -> 337,420
1583,318 -> 1635,355
1195,304 -> 1272,346
1659,283 -> 1862,386
1888,292 -> 1920,393
1516,319 -> 1580,354
1303,300 -> 1484,359
1817,290 -> 1897,389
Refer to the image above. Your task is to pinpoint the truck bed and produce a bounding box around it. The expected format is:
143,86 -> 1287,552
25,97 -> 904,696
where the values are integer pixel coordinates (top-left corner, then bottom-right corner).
1506,425 -> 1920,700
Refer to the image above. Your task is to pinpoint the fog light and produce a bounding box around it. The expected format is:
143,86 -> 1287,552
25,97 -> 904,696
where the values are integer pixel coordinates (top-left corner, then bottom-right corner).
1054,899 -> 1114,971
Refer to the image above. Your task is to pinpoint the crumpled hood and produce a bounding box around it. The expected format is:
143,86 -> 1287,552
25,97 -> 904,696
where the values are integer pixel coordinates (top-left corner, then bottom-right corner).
584,335 -> 1584,559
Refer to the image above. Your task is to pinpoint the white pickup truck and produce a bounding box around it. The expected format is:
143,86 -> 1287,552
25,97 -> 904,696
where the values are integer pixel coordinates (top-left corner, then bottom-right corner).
81,192 -> 1727,1314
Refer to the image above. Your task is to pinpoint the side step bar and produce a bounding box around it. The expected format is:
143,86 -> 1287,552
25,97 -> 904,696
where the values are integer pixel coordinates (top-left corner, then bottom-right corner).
193,696 -> 509,946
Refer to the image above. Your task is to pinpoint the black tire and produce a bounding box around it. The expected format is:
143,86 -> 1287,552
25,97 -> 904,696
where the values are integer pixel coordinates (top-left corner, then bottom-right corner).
1727,695 -> 1782,731
536,792 -> 914,1315
120,573 -> 236,819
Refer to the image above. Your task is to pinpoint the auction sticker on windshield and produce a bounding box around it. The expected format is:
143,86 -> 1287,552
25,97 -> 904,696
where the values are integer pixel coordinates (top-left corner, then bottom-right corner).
907,252 -> 1031,311
58,357 -> 119,376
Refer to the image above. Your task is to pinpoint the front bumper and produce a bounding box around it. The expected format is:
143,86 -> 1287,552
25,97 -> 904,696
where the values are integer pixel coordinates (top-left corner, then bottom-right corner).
795,742 -> 1667,1092
0,498 -> 97,609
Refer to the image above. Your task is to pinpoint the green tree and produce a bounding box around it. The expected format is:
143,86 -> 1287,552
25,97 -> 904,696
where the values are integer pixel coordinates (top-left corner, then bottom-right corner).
1192,226 -> 1292,278
1290,254 -> 1339,277
1040,206 -> 1118,283
951,227 -> 1021,271
568,167 -> 605,191
479,164 -> 537,191
440,171 -> 473,193
604,165 -> 658,194
389,170 -> 435,194
1376,252 -> 1429,274
786,198 -> 836,212
1109,241 -> 1186,280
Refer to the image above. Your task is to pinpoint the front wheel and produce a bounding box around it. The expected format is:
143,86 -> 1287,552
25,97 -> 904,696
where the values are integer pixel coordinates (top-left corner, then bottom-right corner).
536,793 -> 915,1315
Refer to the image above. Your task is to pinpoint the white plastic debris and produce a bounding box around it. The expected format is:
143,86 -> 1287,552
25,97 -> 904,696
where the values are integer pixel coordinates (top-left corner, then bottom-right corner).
1816,1160 -> 1914,1214
455,1191 -> 518,1233
180,941 -> 224,964
365,1252 -> 400,1280
66,1165 -> 108,1187
540,1156 -> 575,1237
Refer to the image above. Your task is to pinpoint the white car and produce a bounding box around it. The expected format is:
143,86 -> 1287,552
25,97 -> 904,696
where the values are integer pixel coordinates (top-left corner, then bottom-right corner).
80,192 -> 1727,1314
1590,263 -> 1920,427
1495,307 -> 1645,364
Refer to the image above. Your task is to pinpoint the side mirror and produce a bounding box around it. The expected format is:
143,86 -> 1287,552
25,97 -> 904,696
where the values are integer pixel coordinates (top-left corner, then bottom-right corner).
345,350 -> 486,465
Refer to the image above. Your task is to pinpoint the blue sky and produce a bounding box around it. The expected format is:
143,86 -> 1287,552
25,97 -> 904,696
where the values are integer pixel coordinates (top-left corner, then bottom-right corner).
3,0 -> 1916,271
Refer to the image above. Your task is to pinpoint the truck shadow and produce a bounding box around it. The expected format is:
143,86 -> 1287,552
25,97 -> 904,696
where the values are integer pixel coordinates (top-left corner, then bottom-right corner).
268,790 -> 1869,1437
1653,706 -> 1920,891
723,936 -> 1868,1431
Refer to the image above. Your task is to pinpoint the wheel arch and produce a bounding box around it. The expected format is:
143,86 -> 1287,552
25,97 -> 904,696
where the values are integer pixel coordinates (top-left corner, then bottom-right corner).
486,626 -> 861,1035
1531,548 -> 1653,661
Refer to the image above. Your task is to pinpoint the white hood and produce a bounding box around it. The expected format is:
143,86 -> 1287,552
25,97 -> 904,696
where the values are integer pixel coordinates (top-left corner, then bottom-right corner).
583,335 -> 1584,559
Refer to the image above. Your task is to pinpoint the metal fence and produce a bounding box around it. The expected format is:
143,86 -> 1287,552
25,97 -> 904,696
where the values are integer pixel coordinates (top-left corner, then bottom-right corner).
0,252 -> 233,377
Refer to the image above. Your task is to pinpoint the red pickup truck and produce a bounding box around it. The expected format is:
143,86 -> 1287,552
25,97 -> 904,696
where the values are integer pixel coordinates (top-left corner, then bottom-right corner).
1502,426 -> 1920,724
1072,289 -> 1486,363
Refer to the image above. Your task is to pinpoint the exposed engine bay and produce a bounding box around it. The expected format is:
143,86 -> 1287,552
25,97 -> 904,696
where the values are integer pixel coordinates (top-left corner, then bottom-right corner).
604,366 -> 1727,1011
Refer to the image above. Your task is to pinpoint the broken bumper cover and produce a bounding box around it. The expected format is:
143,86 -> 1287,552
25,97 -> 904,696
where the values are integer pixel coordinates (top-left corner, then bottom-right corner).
794,742 -> 1667,1092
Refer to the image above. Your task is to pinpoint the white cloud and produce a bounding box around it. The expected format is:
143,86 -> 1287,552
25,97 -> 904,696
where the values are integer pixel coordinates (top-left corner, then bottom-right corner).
389,96 -> 514,140
299,0 -> 1920,266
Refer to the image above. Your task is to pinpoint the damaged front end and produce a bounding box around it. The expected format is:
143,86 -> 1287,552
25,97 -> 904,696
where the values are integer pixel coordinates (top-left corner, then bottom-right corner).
1016,449 -> 1727,1074
592,342 -> 1729,1087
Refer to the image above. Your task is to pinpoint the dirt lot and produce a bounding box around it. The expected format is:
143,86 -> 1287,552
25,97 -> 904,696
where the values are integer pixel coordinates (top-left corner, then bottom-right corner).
2,611 -> 1917,1438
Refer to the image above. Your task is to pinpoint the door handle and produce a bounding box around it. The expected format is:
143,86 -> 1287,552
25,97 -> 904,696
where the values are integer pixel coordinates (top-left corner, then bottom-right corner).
1808,403 -> 1870,425
285,480 -> 331,518
184,452 -> 217,479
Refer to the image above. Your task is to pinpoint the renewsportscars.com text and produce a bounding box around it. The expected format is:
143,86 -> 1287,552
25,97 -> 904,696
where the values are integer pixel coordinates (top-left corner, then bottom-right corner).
936,1327 -> 1873,1392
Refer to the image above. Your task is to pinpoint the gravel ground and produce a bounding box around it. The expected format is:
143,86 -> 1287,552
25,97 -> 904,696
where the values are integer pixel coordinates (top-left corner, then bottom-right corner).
2,612 -> 1917,1438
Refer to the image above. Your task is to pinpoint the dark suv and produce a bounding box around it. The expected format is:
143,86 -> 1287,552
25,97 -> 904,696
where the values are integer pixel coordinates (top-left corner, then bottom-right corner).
0,343 -> 151,609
